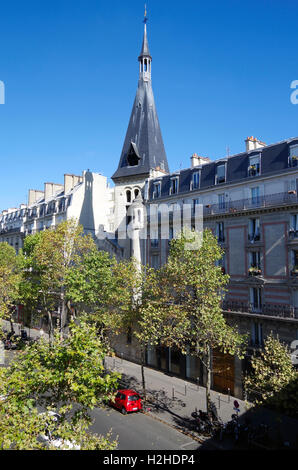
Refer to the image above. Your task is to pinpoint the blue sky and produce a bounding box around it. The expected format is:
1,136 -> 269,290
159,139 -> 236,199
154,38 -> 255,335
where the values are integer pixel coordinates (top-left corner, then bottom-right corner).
0,0 -> 297,209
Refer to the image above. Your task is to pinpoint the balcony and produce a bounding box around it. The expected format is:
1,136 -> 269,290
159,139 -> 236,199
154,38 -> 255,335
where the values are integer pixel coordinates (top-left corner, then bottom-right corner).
248,266 -> 262,276
222,300 -> 298,320
204,191 -> 298,216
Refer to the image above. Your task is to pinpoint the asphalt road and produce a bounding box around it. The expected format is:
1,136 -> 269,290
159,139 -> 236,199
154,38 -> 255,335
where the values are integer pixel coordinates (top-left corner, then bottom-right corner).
89,406 -> 200,451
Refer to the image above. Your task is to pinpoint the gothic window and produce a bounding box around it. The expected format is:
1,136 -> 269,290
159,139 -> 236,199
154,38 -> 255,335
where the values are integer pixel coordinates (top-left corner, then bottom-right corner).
126,190 -> 131,203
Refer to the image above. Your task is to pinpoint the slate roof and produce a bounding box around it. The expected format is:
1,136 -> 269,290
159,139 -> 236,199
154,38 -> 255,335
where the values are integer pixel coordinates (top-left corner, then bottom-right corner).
112,25 -> 169,181
147,138 -> 298,200
138,24 -> 152,60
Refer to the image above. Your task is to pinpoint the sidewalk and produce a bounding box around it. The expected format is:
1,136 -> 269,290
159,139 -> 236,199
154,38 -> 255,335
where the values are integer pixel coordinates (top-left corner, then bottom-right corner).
105,355 -> 247,449
105,355 -> 298,449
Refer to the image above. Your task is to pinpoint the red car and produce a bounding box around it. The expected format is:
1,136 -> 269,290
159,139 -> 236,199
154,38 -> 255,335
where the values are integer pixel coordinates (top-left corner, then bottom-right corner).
110,389 -> 143,415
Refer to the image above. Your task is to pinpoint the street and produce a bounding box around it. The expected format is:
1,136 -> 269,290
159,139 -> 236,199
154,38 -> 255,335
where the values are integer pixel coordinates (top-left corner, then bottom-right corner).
89,406 -> 200,451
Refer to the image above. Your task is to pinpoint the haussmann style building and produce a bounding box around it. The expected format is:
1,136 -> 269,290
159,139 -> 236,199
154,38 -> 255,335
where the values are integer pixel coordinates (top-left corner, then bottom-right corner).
1,18 -> 298,398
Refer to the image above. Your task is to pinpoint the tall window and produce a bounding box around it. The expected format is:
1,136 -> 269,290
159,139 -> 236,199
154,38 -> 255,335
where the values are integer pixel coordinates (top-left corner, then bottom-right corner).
170,178 -> 179,195
290,214 -> 298,238
251,322 -> 263,347
248,155 -> 260,176
153,182 -> 161,199
250,287 -> 262,312
216,222 -> 225,242
249,218 -> 260,241
216,164 -> 226,184
192,198 -> 200,214
151,255 -> 159,269
192,172 -> 200,190
218,194 -> 226,210
251,187 -> 260,205
248,251 -> 261,276
126,190 -> 131,203
289,144 -> 298,167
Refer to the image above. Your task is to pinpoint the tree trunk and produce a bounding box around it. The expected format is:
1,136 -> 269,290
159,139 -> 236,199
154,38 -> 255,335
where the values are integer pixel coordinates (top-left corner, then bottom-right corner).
141,348 -> 146,402
206,345 -> 212,414
47,311 -> 54,345
60,288 -> 67,339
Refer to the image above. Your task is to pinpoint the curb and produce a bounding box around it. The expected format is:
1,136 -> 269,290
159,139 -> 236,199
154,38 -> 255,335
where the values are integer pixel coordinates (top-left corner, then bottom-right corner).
141,404 -> 222,449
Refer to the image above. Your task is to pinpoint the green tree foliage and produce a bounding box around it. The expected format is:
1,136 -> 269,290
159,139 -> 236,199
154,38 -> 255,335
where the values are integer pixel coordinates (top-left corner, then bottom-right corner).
0,242 -> 21,325
244,333 -> 298,415
156,229 -> 246,412
0,316 -> 120,450
18,219 -> 95,342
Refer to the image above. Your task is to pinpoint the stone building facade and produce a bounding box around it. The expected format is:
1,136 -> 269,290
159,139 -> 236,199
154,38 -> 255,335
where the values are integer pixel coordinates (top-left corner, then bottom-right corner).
1,18 -> 298,397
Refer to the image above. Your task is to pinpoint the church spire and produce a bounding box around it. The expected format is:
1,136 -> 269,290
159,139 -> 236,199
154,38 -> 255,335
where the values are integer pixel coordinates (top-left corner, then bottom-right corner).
138,6 -> 152,80
112,12 -> 169,182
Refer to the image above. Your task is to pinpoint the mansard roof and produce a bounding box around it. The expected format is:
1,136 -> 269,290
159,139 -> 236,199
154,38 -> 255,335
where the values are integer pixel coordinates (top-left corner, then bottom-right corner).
147,137 -> 298,199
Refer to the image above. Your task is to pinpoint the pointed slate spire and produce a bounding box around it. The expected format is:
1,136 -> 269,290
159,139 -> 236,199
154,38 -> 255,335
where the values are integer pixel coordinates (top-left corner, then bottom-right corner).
112,15 -> 169,181
138,23 -> 152,60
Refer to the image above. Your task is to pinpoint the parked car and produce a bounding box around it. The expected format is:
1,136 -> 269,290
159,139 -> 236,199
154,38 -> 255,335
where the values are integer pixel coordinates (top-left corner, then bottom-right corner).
110,389 -> 142,415
38,411 -> 80,450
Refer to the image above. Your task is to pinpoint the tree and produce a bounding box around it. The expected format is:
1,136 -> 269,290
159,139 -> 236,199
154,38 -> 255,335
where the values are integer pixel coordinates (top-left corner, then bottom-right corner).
157,228 -> 246,413
19,219 -> 95,343
244,333 -> 297,410
0,242 -> 21,331
0,316 -> 120,450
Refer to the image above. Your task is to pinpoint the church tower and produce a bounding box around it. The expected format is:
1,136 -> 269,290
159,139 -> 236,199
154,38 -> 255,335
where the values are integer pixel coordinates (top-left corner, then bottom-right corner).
112,12 -> 169,260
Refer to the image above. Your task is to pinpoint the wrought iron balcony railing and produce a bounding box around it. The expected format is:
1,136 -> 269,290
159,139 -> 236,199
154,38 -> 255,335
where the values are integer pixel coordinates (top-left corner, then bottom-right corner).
204,191 -> 298,216
222,300 -> 298,319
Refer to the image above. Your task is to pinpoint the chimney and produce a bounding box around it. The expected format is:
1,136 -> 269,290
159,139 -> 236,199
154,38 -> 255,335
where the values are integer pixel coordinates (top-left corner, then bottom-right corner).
64,174 -> 83,194
28,189 -> 44,206
190,153 -> 211,168
245,136 -> 266,152
44,182 -> 64,200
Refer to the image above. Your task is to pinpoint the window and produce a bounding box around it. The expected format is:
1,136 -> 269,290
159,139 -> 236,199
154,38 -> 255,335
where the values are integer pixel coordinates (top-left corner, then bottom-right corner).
251,187 -> 260,205
191,172 -> 200,190
126,190 -> 131,203
290,215 -> 298,238
216,164 -> 226,184
248,155 -> 260,176
134,188 -> 140,199
250,287 -> 262,312
218,194 -> 226,210
248,218 -> 260,241
192,198 -> 200,214
289,144 -> 298,167
170,178 -> 178,195
251,322 -> 263,347
248,251 -> 261,275
216,222 -> 225,242
151,239 -> 159,248
291,250 -> 298,275
153,182 -> 161,199
151,255 -> 159,269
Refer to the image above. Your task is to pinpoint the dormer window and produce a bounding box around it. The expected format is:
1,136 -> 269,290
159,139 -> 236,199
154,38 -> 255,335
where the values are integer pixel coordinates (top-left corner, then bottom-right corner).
170,177 -> 179,195
289,144 -> 298,168
248,154 -> 260,176
216,164 -> 226,184
153,182 -> 161,199
191,171 -> 200,190
127,142 -> 141,167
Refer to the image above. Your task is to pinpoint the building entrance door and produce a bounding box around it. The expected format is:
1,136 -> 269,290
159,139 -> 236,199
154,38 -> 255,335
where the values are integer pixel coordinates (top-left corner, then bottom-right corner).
212,349 -> 235,395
